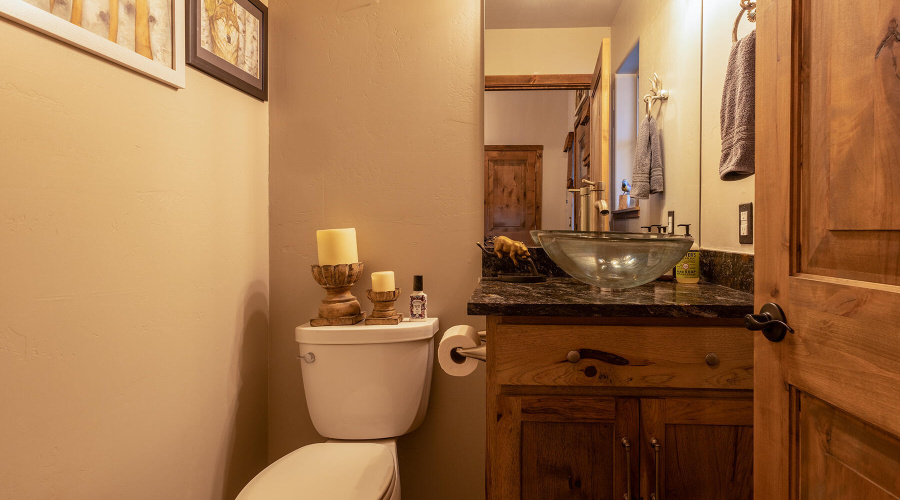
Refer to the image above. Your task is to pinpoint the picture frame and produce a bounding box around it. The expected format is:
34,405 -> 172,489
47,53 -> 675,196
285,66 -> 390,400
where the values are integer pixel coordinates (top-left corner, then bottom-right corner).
0,0 -> 185,88
186,0 -> 267,101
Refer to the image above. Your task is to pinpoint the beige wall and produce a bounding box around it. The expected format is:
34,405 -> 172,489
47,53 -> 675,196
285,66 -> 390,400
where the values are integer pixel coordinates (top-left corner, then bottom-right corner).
485,27 -> 609,75
609,0 -> 703,238
268,1 -> 485,500
700,1 -> 755,253
0,15 -> 269,500
484,90 -> 574,231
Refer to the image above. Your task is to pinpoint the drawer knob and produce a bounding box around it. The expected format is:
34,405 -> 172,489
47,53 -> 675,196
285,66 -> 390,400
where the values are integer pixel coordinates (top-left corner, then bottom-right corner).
566,350 -> 581,363
705,352 -> 720,367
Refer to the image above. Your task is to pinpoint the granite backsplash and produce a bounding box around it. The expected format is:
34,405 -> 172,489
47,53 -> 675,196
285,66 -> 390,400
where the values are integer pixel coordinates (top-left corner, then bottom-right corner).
699,249 -> 754,294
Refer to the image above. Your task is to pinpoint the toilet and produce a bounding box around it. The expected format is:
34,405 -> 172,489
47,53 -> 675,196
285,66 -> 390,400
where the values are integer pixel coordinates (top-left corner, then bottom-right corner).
237,318 -> 440,500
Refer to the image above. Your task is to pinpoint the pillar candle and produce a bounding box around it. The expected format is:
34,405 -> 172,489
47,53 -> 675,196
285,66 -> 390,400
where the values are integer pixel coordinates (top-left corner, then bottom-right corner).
316,228 -> 359,266
371,271 -> 395,292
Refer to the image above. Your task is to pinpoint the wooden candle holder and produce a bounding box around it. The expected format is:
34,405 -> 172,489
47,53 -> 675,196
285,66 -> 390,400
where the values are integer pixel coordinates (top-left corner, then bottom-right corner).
365,289 -> 403,325
310,263 -> 366,327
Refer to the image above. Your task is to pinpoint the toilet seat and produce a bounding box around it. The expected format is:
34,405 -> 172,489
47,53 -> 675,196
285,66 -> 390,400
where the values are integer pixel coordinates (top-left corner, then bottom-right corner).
236,443 -> 396,500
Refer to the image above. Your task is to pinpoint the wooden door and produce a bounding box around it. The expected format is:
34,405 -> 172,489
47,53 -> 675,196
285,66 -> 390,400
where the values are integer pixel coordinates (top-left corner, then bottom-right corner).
640,397 -> 754,500
492,396 -> 639,500
484,145 -> 542,241
591,38 -> 612,231
756,0 -> 900,498
574,101 -> 591,190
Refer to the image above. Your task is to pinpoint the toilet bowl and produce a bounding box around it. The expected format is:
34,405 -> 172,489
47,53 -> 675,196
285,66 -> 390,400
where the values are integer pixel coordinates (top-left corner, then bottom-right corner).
237,318 -> 439,500
236,441 -> 398,500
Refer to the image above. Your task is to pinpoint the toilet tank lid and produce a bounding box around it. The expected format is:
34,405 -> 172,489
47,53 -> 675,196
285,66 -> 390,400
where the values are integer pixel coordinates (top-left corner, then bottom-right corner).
296,317 -> 439,345
236,443 -> 394,500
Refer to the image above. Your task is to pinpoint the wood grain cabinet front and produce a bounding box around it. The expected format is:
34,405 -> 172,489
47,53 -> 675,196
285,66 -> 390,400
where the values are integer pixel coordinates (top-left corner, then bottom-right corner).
490,396 -> 639,500
491,322 -> 753,390
486,317 -> 754,500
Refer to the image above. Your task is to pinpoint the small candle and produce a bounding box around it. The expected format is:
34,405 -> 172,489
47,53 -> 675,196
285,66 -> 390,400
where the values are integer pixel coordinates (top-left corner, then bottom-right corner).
316,228 -> 359,266
371,271 -> 395,292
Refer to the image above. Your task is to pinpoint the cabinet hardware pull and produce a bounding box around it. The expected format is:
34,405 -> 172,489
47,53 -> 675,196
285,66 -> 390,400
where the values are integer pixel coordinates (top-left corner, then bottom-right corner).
621,437 -> 632,500
650,437 -> 661,500
565,349 -> 629,365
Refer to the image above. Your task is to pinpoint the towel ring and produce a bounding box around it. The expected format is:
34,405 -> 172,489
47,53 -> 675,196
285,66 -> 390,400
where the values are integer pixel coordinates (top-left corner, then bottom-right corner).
732,0 -> 757,43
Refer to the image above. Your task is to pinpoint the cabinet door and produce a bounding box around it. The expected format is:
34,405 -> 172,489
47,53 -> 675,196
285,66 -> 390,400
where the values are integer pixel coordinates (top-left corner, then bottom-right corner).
491,396 -> 639,500
640,397 -> 753,500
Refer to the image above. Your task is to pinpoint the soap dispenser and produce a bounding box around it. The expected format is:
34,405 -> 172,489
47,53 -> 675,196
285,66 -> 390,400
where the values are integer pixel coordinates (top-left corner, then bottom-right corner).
674,224 -> 700,284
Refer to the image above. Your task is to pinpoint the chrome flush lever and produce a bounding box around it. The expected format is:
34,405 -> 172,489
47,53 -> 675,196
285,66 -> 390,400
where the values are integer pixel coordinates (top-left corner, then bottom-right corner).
297,352 -> 316,363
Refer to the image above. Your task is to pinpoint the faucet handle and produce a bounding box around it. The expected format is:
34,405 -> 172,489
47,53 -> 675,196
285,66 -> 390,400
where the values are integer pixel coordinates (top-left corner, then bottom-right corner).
677,224 -> 692,237
640,226 -> 654,233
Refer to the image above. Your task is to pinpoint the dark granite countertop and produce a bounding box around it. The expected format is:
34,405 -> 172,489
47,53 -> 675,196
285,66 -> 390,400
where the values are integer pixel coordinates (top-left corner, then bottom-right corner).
467,277 -> 754,318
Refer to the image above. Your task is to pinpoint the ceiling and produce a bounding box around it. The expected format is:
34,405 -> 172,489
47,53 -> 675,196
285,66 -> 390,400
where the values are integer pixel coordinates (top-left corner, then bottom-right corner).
485,0 -> 623,30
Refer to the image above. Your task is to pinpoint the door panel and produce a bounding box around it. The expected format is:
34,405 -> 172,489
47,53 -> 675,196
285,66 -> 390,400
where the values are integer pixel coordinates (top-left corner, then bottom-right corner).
490,159 -> 527,227
484,145 -> 542,241
807,0 -> 900,232
756,0 -> 900,498
800,0 -> 900,283
799,394 -> 900,499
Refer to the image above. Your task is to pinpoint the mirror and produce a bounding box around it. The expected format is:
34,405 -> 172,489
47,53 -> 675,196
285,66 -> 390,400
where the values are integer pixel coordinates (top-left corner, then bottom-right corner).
484,0 -> 756,248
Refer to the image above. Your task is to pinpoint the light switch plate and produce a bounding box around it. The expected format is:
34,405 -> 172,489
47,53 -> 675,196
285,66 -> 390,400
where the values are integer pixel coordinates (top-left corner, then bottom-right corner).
739,203 -> 753,244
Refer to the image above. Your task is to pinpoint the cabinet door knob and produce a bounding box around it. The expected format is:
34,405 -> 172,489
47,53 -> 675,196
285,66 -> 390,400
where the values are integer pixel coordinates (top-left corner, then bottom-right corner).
566,350 -> 581,363
705,352 -> 720,367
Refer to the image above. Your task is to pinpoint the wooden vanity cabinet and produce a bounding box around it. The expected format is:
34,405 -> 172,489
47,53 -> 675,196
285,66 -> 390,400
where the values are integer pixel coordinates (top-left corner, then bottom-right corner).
492,395 -> 639,500
639,397 -> 753,500
486,317 -> 754,500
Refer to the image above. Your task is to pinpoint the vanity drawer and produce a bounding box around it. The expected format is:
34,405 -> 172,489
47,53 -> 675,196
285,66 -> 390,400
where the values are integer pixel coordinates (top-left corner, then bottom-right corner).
490,323 -> 753,390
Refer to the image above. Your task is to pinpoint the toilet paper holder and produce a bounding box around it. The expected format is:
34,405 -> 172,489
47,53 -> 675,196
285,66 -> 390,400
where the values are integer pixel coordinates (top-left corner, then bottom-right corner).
451,330 -> 487,363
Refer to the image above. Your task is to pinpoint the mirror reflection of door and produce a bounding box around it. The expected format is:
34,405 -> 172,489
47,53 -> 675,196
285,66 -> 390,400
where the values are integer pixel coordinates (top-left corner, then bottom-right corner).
484,145 -> 543,242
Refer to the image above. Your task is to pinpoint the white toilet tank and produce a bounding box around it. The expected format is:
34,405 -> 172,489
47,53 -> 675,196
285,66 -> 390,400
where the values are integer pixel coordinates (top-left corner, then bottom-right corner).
295,318 -> 439,440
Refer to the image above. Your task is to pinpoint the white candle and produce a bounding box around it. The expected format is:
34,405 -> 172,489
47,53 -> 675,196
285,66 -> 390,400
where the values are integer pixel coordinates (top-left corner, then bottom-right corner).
316,228 -> 359,266
371,271 -> 395,292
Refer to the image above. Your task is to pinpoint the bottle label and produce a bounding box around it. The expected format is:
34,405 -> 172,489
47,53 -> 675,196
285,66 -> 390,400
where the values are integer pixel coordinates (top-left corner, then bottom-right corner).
410,296 -> 427,320
677,251 -> 700,278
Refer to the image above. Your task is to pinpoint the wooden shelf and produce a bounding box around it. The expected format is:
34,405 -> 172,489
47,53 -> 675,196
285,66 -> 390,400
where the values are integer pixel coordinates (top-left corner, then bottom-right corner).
611,207 -> 640,220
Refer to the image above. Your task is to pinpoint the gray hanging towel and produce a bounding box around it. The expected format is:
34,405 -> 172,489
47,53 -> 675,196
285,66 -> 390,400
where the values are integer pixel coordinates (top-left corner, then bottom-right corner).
720,30 -> 756,180
632,115 -> 664,199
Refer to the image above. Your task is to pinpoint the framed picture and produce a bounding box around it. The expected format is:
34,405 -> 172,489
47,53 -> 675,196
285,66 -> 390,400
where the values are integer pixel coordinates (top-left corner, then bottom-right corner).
186,0 -> 267,101
0,0 -> 185,87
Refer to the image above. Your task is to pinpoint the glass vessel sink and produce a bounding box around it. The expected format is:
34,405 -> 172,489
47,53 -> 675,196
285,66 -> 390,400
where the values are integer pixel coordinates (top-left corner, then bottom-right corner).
531,230 -> 694,289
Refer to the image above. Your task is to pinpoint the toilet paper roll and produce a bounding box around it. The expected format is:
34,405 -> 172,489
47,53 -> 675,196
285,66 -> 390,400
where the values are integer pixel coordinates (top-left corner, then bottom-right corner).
438,325 -> 482,377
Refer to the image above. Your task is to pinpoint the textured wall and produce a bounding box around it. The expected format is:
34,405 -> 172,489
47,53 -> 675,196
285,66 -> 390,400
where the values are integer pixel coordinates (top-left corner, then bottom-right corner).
268,1 -> 485,499
0,16 -> 269,500
700,0 -> 755,253
484,27 -> 609,75
484,90 -> 574,231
